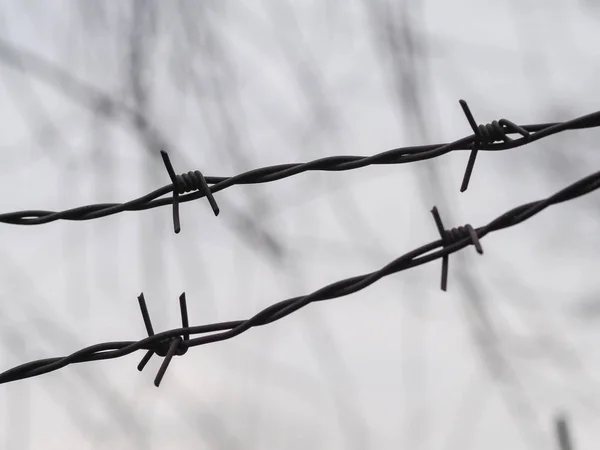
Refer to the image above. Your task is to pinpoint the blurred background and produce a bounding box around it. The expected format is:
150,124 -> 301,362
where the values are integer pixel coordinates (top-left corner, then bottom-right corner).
0,1 -> 599,449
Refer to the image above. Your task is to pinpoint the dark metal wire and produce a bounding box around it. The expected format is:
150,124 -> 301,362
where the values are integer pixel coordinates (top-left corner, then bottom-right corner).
1,100 -> 599,233
2,166 -> 600,387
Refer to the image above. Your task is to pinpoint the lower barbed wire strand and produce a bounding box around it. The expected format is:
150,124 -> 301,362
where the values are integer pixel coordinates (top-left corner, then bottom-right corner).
2,168 -> 600,385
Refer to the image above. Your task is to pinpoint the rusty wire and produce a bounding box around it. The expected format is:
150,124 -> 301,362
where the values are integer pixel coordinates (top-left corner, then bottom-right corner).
1,100 -> 599,233
2,166 -> 600,387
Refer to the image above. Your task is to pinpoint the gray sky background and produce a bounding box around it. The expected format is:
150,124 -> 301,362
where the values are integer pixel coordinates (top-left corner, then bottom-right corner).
0,1 -> 599,449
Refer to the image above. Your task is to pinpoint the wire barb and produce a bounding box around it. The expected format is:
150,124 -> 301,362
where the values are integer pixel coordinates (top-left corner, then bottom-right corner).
136,292 -> 190,387
459,99 -> 531,192
430,206 -> 483,291
161,150 -> 219,234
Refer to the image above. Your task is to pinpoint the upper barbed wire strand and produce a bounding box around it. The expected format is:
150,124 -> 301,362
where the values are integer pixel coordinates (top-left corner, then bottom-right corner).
1,102 -> 599,227
2,166 -> 600,386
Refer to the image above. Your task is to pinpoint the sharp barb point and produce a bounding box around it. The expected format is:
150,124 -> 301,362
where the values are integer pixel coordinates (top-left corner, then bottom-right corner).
137,350 -> 154,372
172,192 -> 181,234
160,150 -> 177,182
197,171 -> 220,216
179,293 -> 190,341
137,293 -> 155,337
430,206 -> 446,239
467,226 -> 484,254
162,150 -> 184,233
460,147 -> 479,192
459,99 -> 479,135
431,207 -> 450,292
441,256 -> 449,291
154,339 -> 180,387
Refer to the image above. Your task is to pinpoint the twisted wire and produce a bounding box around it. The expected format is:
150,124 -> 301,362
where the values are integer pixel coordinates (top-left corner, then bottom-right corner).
1,100 -> 599,232
2,166 -> 599,387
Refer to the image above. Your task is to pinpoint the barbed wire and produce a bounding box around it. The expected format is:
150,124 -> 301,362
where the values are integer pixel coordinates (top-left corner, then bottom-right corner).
2,166 -> 599,387
1,100 -> 599,233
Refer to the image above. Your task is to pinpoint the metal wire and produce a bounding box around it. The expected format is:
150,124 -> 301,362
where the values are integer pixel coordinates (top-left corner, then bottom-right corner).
2,166 -> 600,387
1,100 -> 599,233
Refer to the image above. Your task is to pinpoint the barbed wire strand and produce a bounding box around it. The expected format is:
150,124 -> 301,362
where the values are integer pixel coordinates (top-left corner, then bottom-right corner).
1,166 -> 599,387
1,100 -> 599,233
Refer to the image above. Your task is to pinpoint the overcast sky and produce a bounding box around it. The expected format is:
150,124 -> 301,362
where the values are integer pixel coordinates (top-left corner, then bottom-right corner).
0,1 -> 599,449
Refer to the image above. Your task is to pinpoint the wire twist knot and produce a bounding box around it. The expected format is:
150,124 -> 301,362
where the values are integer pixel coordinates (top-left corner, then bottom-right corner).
444,225 -> 475,243
476,121 -> 511,145
161,150 -> 220,234
174,171 -> 211,195
431,206 -> 483,291
151,337 -> 189,358
458,99 -> 530,192
136,292 -> 192,387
